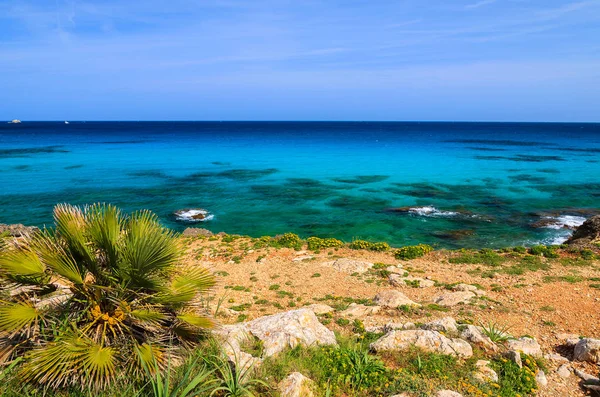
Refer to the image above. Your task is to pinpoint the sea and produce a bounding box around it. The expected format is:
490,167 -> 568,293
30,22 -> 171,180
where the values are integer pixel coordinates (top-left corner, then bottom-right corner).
1,121 -> 599,248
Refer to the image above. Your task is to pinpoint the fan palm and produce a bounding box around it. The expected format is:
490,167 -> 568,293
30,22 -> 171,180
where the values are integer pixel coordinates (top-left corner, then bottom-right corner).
0,203 -> 215,390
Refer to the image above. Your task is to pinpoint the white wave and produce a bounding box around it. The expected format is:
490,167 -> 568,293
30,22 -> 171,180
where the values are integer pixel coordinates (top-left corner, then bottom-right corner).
408,206 -> 459,217
539,215 -> 586,230
174,209 -> 214,222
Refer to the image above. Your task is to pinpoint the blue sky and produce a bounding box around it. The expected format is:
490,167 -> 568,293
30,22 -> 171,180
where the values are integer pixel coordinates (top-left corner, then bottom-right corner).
1,0 -> 599,121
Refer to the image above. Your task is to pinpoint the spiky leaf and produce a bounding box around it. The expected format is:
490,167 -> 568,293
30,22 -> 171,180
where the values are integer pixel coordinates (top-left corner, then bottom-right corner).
0,301 -> 39,332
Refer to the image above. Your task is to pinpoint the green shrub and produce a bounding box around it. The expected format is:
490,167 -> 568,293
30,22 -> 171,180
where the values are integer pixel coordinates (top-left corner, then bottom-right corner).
448,248 -> 505,266
529,245 -> 559,258
275,233 -> 303,249
492,354 -> 540,396
349,239 -> 373,250
395,244 -> 434,260
370,242 -> 391,252
306,237 -> 344,251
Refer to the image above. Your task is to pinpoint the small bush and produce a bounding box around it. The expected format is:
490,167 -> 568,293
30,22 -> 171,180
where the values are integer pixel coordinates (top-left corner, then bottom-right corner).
306,236 -> 344,251
349,239 -> 374,250
449,248 -> 505,266
275,233 -> 303,249
529,245 -> 559,258
395,244 -> 434,260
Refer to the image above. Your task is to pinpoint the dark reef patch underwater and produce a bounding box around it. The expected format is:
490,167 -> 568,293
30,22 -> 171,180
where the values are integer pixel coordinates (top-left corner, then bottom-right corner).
1,121 -> 599,248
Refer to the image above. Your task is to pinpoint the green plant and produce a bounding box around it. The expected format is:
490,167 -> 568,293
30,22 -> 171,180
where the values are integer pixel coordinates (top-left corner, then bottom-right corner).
208,353 -> 267,396
348,240 -> 373,250
306,237 -> 344,251
394,244 -> 434,260
448,248 -> 505,266
479,321 -> 511,343
492,354 -> 540,396
529,245 -> 559,258
274,233 -> 303,250
319,346 -> 386,391
141,357 -> 216,397
0,204 -> 215,390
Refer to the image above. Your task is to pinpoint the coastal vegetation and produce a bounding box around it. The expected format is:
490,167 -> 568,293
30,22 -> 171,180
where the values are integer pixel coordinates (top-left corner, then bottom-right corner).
0,209 -> 599,396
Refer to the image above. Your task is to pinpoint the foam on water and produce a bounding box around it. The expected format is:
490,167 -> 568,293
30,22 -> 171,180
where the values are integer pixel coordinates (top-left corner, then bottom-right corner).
408,206 -> 459,217
538,215 -> 586,230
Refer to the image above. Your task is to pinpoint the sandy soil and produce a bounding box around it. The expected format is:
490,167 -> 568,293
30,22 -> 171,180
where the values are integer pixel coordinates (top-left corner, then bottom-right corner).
182,235 -> 600,397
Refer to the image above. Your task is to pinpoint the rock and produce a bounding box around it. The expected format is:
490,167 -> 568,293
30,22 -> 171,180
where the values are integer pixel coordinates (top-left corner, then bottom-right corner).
505,350 -> 522,368
173,208 -> 213,222
453,283 -> 486,296
182,227 -> 213,237
435,391 -> 463,397
0,223 -> 39,237
473,360 -> 498,383
566,215 -> 600,246
278,372 -> 316,397
459,325 -> 497,352
573,338 -> 600,363
389,275 -> 435,288
422,317 -> 458,333
374,290 -> 420,308
385,265 -> 405,274
339,303 -> 381,318
292,255 -> 314,262
304,304 -> 335,315
506,337 -> 543,358
214,309 -> 337,361
556,364 -> 571,378
544,353 -> 569,363
433,291 -> 475,307
574,368 -> 600,383
322,258 -> 373,274
212,324 -> 262,371
370,330 -> 473,358
535,370 -> 548,388
246,309 -> 337,357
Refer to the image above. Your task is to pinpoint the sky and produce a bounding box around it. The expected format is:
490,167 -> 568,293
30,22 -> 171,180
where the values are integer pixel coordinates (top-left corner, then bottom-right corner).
0,0 -> 599,121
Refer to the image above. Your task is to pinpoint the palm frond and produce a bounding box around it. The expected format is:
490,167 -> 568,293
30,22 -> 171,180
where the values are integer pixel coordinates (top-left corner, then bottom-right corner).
120,210 -> 179,288
0,301 -> 40,333
0,245 -> 45,280
34,234 -> 84,285
53,204 -> 96,267
172,267 -> 216,294
177,314 -> 214,329
23,335 -> 116,389
130,309 -> 168,324
86,203 -> 123,270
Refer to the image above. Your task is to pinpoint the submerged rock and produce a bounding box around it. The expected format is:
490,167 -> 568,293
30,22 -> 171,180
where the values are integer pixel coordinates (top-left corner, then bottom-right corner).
370,330 -> 473,358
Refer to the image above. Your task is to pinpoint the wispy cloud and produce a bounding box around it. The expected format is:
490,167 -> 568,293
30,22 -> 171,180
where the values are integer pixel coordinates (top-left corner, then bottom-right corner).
536,1 -> 600,20
465,0 -> 496,10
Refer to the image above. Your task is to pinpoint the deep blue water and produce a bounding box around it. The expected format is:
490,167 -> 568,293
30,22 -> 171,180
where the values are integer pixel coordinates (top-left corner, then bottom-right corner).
1,121 -> 599,248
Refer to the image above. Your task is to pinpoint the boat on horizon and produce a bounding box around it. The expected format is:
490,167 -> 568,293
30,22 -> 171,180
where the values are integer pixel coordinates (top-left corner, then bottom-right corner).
64,121 -> 69,124
8,119 -> 21,124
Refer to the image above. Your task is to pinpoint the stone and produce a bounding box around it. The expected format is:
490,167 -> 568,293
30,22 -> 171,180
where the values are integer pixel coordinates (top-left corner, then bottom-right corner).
435,391 -> 463,397
370,330 -> 473,358
453,283 -> 486,296
173,208 -> 213,222
459,325 -> 497,352
245,309 -> 337,357
535,370 -> 548,388
292,255 -> 314,262
214,309 -> 337,361
473,360 -> 498,383
0,223 -> 39,237
374,290 -> 420,308
339,303 -> 381,318
433,291 -> 475,307
278,372 -> 316,397
574,368 -> 600,383
573,338 -> 600,363
422,317 -> 458,333
386,265 -> 405,274
566,215 -> 600,246
182,227 -> 213,237
544,353 -> 569,363
322,258 -> 373,274
556,364 -> 571,379
505,350 -> 522,368
506,337 -> 543,358
388,274 -> 434,288
304,303 -> 335,315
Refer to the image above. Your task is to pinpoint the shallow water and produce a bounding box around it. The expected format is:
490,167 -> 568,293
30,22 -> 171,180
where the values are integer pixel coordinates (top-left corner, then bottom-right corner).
1,121 -> 599,248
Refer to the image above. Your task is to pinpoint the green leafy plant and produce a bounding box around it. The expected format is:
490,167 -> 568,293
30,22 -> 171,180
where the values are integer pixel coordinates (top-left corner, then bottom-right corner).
306,237 -> 344,251
141,357 -> 216,397
394,244 -> 434,260
479,321 -> 511,343
0,204 -> 215,390
274,233 -> 303,249
208,353 -> 267,396
320,346 -> 386,391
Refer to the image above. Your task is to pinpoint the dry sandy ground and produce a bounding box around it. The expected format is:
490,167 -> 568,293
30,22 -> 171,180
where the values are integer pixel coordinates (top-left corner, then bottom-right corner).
182,236 -> 600,397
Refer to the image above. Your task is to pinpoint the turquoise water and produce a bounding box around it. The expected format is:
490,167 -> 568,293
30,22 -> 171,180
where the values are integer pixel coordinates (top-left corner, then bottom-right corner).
1,121 -> 599,248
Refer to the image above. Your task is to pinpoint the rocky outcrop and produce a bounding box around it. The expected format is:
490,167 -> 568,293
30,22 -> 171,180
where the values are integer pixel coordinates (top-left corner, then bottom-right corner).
374,290 -> 420,308
173,208 -> 213,222
182,227 -> 213,237
573,338 -> 600,363
0,223 -> 39,237
389,274 -> 435,288
339,303 -> 381,318
322,258 -> 373,274
566,215 -> 600,246
459,325 -> 497,352
278,372 -> 316,397
214,309 -> 337,363
435,391 -> 463,397
433,291 -> 475,307
506,337 -> 543,358
304,303 -> 335,315
422,317 -> 458,333
473,360 -> 498,383
370,330 -> 473,358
